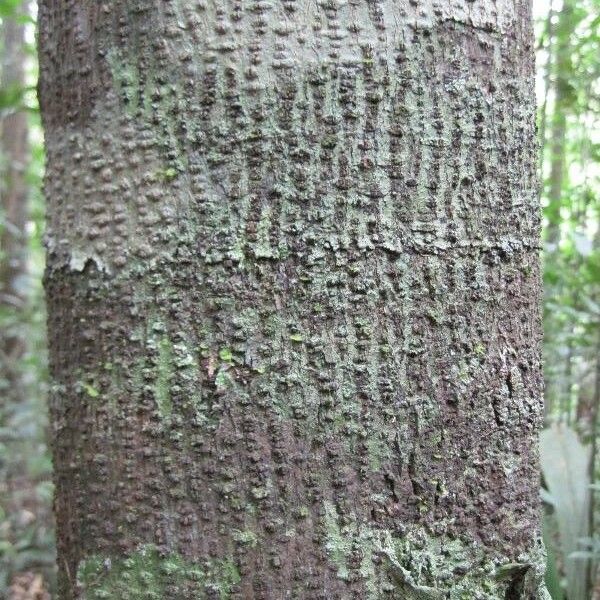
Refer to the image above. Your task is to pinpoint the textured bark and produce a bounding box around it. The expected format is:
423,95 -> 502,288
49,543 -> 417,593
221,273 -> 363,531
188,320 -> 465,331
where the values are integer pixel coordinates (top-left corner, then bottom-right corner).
0,3 -> 29,401
39,1 -> 545,598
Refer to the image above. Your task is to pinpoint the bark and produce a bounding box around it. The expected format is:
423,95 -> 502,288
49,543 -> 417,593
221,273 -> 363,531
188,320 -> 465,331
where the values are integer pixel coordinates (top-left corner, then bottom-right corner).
0,2 -> 29,401
38,1 -> 545,598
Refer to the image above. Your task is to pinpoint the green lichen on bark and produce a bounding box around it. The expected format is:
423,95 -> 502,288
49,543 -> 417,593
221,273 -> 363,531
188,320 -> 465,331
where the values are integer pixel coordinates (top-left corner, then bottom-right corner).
153,336 -> 174,419
322,499 -> 550,599
77,545 -> 240,600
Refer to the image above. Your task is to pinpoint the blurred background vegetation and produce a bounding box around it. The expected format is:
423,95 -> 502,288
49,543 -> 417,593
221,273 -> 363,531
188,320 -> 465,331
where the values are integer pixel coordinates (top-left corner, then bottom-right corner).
0,0 -> 597,598
537,0 -> 600,598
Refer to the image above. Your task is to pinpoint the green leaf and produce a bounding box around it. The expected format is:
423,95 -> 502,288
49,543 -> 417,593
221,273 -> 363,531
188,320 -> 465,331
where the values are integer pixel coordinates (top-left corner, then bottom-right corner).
540,425 -> 591,600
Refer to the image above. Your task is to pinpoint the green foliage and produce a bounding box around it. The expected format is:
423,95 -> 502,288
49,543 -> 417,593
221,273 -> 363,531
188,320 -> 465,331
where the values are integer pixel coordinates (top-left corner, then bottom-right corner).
0,2 -> 54,596
537,1 -> 600,594
540,0 -> 600,424
0,0 -> 24,18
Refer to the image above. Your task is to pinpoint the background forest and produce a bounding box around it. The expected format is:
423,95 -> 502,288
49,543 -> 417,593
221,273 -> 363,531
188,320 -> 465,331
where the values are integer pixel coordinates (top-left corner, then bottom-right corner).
0,1 -> 598,598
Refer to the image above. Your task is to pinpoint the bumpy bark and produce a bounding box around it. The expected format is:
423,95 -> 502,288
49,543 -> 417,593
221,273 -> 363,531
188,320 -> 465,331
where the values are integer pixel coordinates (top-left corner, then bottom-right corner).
38,1 -> 545,598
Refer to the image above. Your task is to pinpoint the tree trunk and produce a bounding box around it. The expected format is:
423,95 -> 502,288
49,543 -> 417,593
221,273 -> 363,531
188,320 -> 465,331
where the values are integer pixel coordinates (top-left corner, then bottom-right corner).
1,1 -> 29,403
38,1 -> 545,598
